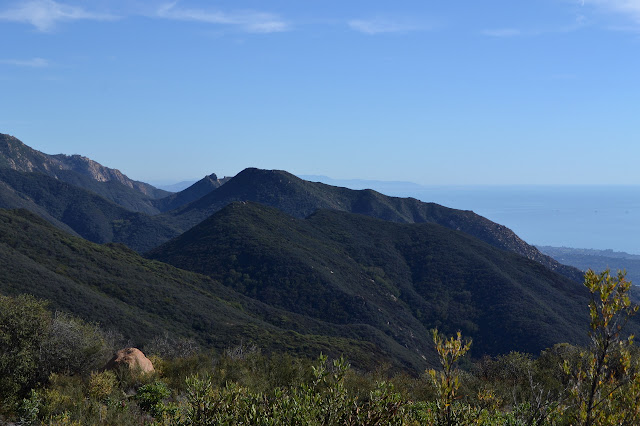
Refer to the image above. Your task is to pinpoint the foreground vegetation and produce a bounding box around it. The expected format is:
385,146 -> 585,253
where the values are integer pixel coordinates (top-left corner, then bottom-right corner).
2,269 -> 640,424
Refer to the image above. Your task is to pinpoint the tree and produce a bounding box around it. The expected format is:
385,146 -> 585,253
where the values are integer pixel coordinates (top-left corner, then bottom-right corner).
0,294 -> 112,410
0,294 -> 50,407
565,269 -> 640,425
428,329 -> 472,426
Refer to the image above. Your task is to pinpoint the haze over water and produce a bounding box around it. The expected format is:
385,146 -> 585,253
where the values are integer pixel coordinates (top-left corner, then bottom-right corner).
305,177 -> 640,255
412,186 -> 640,255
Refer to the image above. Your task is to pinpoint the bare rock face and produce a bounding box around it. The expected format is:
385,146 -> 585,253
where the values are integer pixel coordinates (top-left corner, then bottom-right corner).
104,348 -> 154,373
0,133 -> 166,198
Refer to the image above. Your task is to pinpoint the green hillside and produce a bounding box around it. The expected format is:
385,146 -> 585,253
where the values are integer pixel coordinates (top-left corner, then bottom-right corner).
162,168 -> 583,282
0,208 -> 432,371
150,201 -> 600,358
0,169 -> 180,252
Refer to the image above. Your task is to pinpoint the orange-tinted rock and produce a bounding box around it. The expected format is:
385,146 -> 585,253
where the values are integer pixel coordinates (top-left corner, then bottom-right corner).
104,347 -> 154,373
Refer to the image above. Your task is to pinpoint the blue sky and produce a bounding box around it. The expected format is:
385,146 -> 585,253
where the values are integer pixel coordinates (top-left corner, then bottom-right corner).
1,0 -> 639,185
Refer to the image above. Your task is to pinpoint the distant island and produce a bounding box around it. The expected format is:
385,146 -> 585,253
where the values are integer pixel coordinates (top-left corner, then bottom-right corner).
538,245 -> 640,287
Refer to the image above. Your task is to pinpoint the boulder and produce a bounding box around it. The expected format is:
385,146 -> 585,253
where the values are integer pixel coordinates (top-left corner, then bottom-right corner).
104,347 -> 154,373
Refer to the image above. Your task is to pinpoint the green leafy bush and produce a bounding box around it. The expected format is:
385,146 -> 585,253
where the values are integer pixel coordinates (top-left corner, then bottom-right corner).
134,381 -> 171,417
0,294 -> 50,407
0,294 -> 112,411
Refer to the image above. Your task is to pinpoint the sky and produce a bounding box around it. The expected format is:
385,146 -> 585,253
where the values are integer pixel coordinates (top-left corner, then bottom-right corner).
1,0 -> 639,185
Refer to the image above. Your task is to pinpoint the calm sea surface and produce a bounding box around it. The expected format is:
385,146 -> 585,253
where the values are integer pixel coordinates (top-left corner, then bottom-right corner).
397,186 -> 640,255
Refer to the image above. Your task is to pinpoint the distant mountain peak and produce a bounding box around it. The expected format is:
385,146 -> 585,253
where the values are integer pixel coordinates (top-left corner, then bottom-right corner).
152,172 -> 229,213
235,167 -> 293,180
204,173 -> 219,182
0,133 -> 167,199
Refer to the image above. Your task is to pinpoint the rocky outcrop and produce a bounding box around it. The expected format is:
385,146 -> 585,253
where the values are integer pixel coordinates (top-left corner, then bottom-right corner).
49,154 -> 164,197
153,173 -> 230,212
0,133 -> 167,199
104,348 -> 154,373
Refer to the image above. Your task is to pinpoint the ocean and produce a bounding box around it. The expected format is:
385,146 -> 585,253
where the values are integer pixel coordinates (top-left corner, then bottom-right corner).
395,185 -> 640,255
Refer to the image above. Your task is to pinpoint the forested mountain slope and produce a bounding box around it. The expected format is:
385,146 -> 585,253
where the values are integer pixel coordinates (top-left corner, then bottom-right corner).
0,208 -> 434,371
150,202 -> 602,358
0,169 -> 180,251
162,168 -> 583,282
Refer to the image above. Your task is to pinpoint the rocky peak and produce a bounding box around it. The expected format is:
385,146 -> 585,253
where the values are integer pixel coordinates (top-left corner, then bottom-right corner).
51,153 -> 132,185
0,133 -> 167,199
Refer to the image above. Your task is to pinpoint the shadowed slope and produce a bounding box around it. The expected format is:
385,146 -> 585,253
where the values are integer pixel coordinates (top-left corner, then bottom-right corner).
150,202 -> 601,358
0,168 -> 180,251
163,168 -> 583,282
0,208 -> 432,371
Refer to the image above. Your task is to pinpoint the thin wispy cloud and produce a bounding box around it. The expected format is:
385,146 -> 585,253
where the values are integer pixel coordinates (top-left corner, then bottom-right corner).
0,57 -> 50,67
484,2 -> 640,35
157,2 -> 289,33
482,13 -> 587,38
582,0 -> 640,22
0,0 -> 116,32
348,18 -> 425,35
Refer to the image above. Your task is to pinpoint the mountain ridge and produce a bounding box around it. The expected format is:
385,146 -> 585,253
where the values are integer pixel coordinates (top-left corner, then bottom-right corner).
0,134 -> 238,216
0,135 -> 584,285
0,133 -> 168,213
162,168 -> 583,282
0,133 -> 167,198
